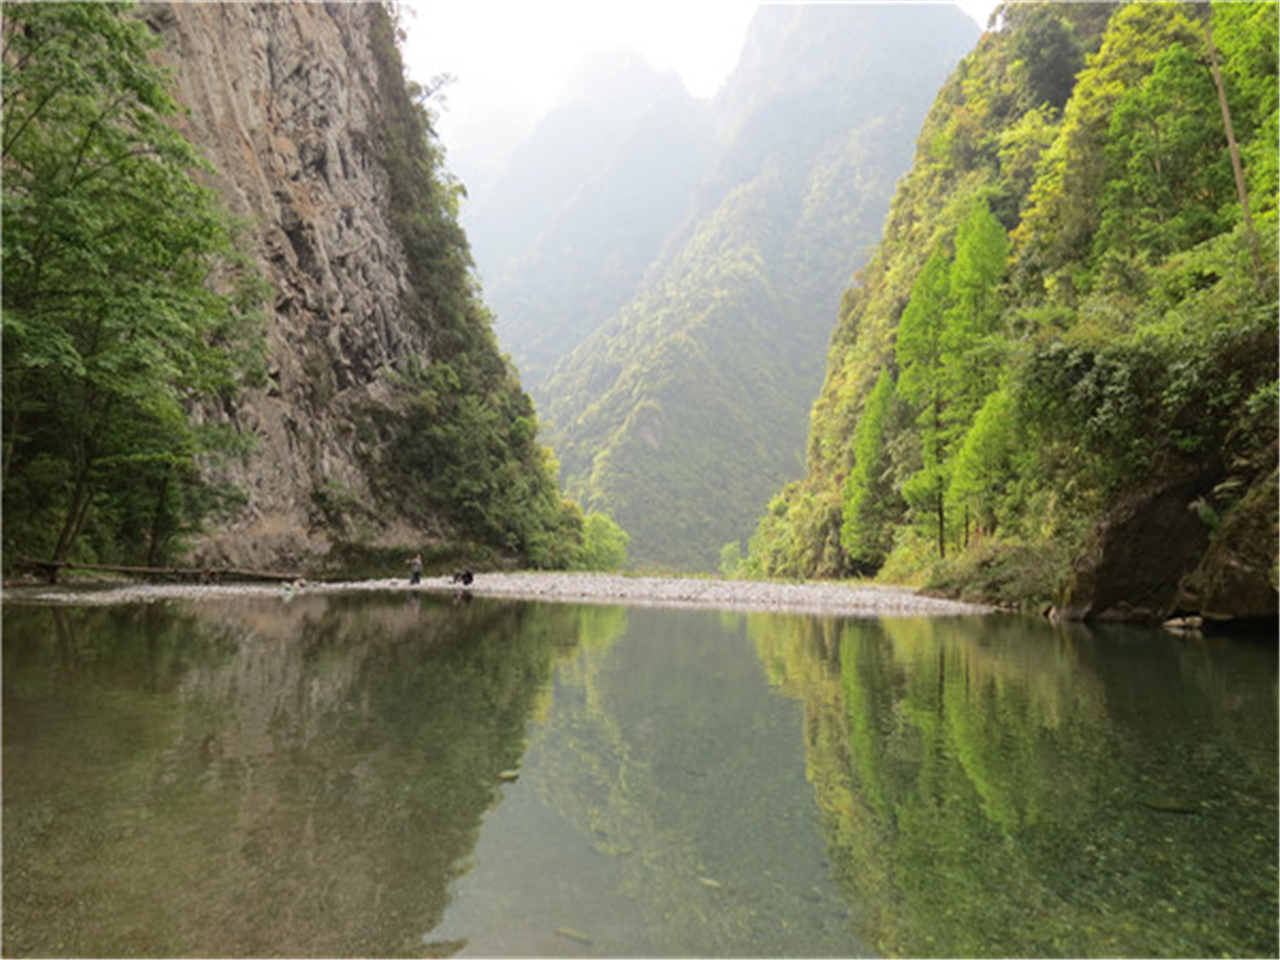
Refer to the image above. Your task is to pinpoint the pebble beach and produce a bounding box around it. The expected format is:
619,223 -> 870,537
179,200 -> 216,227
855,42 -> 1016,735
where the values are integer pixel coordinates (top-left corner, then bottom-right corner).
5,571 -> 990,617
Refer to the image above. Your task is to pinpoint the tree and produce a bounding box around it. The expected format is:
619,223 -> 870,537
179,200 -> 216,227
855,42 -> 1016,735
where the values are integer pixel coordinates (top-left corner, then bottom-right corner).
941,198 -> 1011,432
1207,1 -> 1278,223
895,249 -> 953,557
895,250 -> 952,409
2,2 -> 265,565
840,367 -> 900,571
1009,4 -> 1083,113
1014,2 -> 1203,296
719,540 -> 744,578
1198,3 -> 1271,282
894,205 -> 1009,561
1095,43 -> 1233,269
946,387 -> 1018,544
576,512 -> 630,571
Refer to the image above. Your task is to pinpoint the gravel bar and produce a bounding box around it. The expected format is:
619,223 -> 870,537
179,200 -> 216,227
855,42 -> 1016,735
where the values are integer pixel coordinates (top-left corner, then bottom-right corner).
5,571 -> 990,617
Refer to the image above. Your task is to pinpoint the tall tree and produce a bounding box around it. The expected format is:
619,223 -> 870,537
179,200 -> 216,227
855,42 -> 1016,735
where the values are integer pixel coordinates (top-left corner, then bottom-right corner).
1197,3 -> 1269,282
946,387 -> 1018,544
895,249 -> 953,556
840,367 -> 901,570
1014,2 -> 1202,298
1095,42 -> 1234,270
941,198 -> 1011,432
1207,1 -> 1278,223
1008,4 -> 1083,113
2,2 -> 265,564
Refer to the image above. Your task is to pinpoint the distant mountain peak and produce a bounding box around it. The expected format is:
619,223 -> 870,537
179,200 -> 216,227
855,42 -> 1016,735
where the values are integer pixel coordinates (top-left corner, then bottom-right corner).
557,44 -> 689,132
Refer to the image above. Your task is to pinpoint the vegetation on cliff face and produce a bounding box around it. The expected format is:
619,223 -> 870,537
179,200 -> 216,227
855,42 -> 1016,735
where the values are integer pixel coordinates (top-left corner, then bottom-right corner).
361,5 -> 615,570
2,1 -> 268,567
2,2 -> 621,574
743,1 -> 1278,614
351,7 -> 559,566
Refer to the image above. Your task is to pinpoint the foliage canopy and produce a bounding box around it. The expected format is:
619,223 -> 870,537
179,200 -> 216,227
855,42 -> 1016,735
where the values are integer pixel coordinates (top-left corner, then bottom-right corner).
745,1 -> 1278,607
2,1 -> 267,566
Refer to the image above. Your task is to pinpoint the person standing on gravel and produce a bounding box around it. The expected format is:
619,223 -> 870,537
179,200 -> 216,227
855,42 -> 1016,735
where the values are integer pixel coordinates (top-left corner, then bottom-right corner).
408,553 -> 423,585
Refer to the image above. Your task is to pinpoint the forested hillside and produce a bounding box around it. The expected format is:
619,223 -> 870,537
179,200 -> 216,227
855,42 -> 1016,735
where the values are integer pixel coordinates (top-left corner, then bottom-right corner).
2,2 -> 594,574
745,1 -> 1278,623
541,5 -> 977,571
473,51 -> 715,389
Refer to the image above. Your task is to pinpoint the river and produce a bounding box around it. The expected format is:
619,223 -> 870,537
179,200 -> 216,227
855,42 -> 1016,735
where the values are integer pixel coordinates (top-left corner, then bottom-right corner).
3,591 -> 1275,957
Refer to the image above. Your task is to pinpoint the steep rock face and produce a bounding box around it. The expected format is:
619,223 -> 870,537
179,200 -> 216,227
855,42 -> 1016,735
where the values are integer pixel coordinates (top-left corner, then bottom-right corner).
1175,461 -> 1279,624
146,2 -> 426,569
1056,455 -> 1279,625
1055,464 -> 1217,623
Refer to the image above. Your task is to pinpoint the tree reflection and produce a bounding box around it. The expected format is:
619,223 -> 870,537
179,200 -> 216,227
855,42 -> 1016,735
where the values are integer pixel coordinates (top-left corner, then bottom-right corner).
5,600 -> 1275,958
3,594 -> 588,958
750,613 -> 1279,958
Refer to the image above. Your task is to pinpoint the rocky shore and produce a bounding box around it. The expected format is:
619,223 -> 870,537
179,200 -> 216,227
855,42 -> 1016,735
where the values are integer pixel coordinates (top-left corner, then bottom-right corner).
4,571 -> 990,617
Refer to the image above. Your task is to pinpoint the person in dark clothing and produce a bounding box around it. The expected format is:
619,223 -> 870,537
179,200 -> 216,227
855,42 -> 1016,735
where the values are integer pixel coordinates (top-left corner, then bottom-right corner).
409,553 -> 423,585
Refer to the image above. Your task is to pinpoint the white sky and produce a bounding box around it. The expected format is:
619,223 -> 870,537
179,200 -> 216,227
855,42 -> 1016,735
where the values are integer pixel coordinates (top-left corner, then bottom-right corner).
400,0 -> 757,139
399,0 -> 998,201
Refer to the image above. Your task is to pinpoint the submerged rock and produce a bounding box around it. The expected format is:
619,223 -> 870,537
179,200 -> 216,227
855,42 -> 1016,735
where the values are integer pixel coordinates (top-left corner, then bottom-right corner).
555,926 -> 592,945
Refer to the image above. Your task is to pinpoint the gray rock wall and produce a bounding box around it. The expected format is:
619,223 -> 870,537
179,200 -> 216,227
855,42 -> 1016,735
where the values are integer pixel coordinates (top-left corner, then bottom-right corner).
145,2 -> 430,569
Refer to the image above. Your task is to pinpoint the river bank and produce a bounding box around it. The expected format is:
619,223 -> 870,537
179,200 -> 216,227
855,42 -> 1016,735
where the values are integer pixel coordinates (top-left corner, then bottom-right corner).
3,571 -> 991,617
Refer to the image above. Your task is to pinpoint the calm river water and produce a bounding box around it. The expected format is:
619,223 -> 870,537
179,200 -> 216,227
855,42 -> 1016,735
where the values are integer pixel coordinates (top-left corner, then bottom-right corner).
3,591 -> 1276,957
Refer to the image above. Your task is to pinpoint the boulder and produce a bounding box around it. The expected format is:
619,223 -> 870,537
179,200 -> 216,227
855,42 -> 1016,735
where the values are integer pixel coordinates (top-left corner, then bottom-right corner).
1056,456 -> 1278,626
1174,465 -> 1278,624
1054,462 -> 1216,623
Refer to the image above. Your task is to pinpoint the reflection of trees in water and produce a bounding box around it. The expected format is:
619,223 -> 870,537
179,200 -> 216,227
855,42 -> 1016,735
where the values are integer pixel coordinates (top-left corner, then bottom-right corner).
530,606 -> 742,952
527,607 -> 860,956
7,601 -> 1274,957
748,613 -> 1279,958
2,595 -> 586,958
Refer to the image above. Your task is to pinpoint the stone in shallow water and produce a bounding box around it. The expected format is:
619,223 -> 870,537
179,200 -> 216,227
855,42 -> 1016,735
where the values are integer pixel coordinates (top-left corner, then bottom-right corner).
555,926 -> 592,944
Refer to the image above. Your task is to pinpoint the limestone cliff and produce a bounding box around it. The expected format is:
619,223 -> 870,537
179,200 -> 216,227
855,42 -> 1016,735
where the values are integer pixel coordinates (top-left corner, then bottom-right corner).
143,3 -> 444,570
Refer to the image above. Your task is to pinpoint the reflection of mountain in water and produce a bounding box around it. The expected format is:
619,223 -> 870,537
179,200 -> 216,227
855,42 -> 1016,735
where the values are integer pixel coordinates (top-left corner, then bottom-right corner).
433,605 -> 868,957
748,614 -> 1280,958
1,595 -> 591,957
4,601 -> 1275,957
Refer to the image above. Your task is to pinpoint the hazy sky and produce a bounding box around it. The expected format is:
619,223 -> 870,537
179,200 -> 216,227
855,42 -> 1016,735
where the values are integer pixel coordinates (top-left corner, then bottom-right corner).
402,0 -> 755,124
400,1 -> 997,203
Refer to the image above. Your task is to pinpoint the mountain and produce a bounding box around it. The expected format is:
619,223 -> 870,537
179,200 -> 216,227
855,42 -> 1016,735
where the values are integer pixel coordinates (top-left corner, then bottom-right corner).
466,99 -> 620,291
2,2 -> 584,573
538,5 -> 979,570
468,49 -> 715,389
744,2 -> 1278,624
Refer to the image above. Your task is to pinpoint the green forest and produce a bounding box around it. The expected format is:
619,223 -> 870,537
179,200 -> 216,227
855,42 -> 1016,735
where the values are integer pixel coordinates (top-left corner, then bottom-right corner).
542,5 -> 974,572
742,1 -> 1278,613
1,2 -> 623,574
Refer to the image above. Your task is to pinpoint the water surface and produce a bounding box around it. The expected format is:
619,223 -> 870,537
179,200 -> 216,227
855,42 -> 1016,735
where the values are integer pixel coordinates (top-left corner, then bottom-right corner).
3,592 -> 1275,957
